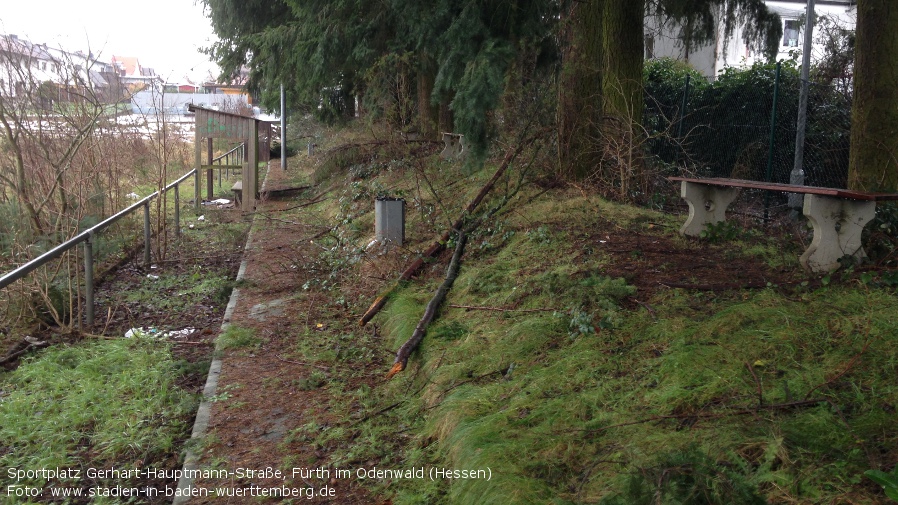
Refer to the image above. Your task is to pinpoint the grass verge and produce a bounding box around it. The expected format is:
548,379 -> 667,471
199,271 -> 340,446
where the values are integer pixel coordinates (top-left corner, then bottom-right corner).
0,337 -> 198,493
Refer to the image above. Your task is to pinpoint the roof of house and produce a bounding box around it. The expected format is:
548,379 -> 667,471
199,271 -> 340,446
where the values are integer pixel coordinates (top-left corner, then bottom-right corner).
0,34 -> 54,61
111,55 -> 141,77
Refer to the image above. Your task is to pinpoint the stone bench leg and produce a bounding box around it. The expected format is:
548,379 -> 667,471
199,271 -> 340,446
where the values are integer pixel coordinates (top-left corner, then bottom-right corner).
800,194 -> 875,273
440,134 -> 459,160
678,181 -> 741,237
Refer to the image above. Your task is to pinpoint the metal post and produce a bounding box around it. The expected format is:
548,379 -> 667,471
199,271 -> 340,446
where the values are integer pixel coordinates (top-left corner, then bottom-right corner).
83,235 -> 94,326
790,0 -> 816,210
174,183 -> 181,237
280,84 -> 287,170
144,202 -> 152,266
764,61 -> 782,221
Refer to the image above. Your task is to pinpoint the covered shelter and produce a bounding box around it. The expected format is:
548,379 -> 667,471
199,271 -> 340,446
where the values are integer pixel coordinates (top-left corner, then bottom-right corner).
188,104 -> 274,212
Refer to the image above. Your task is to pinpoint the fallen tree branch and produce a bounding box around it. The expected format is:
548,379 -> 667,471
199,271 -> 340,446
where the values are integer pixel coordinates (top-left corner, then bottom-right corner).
441,369 -> 505,395
659,281 -> 770,291
803,328 -> 874,401
352,400 -> 405,426
0,338 -> 50,365
360,140 -> 532,327
745,361 -> 764,407
447,304 -> 557,313
573,398 -> 829,435
275,354 -> 332,372
387,231 -> 468,378
261,185 -> 311,198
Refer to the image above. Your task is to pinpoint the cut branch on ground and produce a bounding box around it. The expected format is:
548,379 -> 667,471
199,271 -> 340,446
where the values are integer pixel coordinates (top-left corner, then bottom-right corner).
360,132 -> 543,327
387,231 -> 468,378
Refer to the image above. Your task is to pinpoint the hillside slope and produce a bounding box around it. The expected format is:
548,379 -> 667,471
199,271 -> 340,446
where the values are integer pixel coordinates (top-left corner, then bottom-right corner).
195,126 -> 898,505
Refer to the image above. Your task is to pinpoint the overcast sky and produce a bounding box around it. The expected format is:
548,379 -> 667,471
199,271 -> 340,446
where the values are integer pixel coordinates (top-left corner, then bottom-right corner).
0,0 -> 220,82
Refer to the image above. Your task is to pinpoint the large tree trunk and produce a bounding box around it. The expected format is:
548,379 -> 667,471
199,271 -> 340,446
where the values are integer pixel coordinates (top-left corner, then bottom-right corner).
438,94 -> 454,134
848,0 -> 898,192
416,53 -> 439,139
557,0 -> 604,179
601,0 -> 645,199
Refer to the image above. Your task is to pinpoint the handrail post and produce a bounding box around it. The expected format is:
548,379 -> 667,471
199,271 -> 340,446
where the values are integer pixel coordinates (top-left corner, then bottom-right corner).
83,233 -> 94,327
144,202 -> 152,266
174,183 -> 181,237
207,138 -> 214,200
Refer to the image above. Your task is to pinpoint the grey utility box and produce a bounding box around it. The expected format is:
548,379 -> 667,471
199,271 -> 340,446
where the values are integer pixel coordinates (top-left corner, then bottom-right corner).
374,197 -> 405,246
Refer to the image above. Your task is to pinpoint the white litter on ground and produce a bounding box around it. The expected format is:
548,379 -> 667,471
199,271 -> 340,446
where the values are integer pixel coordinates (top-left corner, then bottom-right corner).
125,327 -> 196,339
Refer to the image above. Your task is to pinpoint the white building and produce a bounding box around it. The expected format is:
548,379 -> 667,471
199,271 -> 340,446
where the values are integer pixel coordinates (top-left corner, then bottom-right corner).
0,33 -> 115,100
646,0 -> 857,78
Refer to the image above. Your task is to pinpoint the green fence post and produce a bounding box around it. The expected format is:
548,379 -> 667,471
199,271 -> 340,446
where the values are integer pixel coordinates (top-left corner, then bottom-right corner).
764,61 -> 782,221
675,74 -> 691,164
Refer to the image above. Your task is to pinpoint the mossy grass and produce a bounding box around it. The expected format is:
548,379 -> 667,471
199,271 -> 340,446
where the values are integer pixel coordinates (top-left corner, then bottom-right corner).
0,337 -> 198,490
216,325 -> 261,350
279,124 -> 898,504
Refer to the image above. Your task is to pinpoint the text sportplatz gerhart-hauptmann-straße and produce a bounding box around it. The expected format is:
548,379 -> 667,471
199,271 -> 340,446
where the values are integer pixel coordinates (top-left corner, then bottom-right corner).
6,465 -> 492,499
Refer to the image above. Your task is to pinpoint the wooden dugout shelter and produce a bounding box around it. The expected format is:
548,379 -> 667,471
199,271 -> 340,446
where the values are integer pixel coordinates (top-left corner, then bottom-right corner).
188,104 -> 274,212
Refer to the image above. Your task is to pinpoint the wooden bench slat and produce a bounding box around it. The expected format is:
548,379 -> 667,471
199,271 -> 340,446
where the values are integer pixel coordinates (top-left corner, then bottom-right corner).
668,177 -> 898,201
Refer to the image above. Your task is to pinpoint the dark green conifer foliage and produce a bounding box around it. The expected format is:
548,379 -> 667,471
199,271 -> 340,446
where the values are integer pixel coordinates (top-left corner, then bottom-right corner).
202,0 -> 781,176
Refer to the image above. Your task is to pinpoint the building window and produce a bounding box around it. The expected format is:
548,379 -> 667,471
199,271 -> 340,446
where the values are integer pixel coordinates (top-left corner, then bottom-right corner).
783,20 -> 800,47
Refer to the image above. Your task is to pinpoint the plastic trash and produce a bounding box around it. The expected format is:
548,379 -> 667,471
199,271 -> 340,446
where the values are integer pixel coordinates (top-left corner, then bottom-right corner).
125,327 -> 159,338
147,274 -> 159,280
203,198 -> 231,205
197,215 -> 205,221
125,327 -> 194,339
165,327 -> 196,338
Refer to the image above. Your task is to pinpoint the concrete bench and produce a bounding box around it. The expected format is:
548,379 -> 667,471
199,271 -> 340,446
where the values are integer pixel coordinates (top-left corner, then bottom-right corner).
439,132 -> 466,160
669,177 -> 898,273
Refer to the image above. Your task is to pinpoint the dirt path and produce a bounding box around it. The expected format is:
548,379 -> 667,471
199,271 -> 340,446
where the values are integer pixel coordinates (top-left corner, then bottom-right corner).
183,163 -> 385,504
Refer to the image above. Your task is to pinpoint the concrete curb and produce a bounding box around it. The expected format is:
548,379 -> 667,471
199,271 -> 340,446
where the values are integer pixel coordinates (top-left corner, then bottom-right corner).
171,222 -> 255,504
173,164 -> 272,503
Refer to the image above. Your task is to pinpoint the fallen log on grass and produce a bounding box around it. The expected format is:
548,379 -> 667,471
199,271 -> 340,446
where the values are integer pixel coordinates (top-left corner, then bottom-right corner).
386,231 -> 467,378
359,142 -> 527,327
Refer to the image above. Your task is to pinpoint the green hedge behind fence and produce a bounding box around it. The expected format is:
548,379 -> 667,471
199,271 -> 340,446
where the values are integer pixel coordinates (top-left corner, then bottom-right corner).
644,58 -> 852,189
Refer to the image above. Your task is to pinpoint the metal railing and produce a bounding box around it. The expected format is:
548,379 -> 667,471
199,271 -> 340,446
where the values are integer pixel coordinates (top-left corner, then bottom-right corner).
0,169 -> 198,326
213,142 -> 245,187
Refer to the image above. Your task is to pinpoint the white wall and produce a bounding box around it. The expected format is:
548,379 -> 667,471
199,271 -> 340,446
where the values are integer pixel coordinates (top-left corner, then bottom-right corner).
130,89 -> 249,114
646,1 -> 857,78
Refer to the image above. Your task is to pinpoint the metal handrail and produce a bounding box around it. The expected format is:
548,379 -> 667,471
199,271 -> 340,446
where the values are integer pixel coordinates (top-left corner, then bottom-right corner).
0,168 -> 197,324
214,142 -> 245,164
212,142 -> 245,186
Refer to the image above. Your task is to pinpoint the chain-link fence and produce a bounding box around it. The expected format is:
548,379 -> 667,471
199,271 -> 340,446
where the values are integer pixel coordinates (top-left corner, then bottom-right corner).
645,60 -> 852,194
